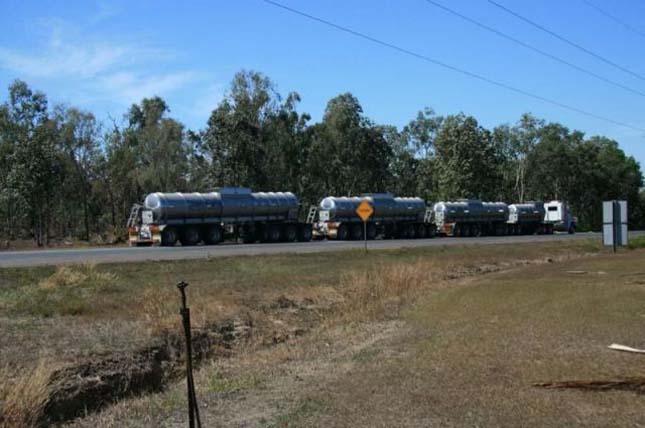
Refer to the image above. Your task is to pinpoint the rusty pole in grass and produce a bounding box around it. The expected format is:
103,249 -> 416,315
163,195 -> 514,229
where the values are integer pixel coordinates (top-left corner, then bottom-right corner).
177,281 -> 202,428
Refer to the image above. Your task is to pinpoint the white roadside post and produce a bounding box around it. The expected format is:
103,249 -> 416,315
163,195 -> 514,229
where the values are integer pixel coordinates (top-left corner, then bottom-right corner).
602,200 -> 628,253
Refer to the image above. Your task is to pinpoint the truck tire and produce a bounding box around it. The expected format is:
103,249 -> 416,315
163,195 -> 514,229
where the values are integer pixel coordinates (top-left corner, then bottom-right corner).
366,223 -> 377,240
351,223 -> 363,240
161,227 -> 178,246
205,225 -> 223,244
284,224 -> 298,242
404,224 -> 415,239
336,224 -> 349,240
298,225 -> 313,242
204,225 -> 222,245
180,226 -> 201,246
268,224 -> 282,242
241,225 -> 256,244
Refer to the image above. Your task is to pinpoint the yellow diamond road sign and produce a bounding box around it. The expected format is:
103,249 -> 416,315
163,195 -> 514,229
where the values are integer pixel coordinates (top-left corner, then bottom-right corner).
356,200 -> 374,222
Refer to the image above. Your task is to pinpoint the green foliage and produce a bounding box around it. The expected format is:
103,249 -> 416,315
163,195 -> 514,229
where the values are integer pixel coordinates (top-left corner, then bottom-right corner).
433,114 -> 503,200
0,72 -> 642,243
627,235 -> 645,250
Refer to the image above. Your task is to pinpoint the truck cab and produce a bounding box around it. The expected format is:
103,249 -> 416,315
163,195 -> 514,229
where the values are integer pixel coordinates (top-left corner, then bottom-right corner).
544,201 -> 576,233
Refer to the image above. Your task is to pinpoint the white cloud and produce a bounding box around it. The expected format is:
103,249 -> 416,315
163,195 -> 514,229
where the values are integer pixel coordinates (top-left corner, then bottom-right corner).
99,71 -> 205,104
0,18 -> 203,105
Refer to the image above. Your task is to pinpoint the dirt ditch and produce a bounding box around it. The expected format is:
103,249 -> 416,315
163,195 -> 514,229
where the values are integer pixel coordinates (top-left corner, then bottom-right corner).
31,296 -> 327,426
6,251 -> 593,427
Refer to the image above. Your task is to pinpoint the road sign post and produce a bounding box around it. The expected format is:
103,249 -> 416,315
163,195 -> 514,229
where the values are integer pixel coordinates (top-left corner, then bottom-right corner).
603,200 -> 628,253
356,200 -> 374,254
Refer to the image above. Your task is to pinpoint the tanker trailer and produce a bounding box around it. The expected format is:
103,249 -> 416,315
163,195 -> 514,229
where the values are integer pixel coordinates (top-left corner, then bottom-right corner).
507,202 -> 552,235
313,193 -> 433,240
127,187 -> 313,246
433,199 -> 509,237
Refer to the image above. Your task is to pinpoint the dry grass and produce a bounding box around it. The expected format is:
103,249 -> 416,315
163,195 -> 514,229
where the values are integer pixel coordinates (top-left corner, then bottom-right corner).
339,260 -> 436,321
39,262 -> 117,290
0,239 -> 609,426
0,361 -> 56,428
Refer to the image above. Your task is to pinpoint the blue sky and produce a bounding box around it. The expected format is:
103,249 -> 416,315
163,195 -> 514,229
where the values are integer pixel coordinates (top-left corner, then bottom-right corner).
1,0 -> 644,164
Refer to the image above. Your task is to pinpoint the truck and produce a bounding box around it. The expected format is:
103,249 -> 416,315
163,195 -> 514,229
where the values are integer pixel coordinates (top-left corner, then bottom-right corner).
127,187 -> 313,246
543,200 -> 577,233
433,199 -> 509,237
313,193 -> 434,240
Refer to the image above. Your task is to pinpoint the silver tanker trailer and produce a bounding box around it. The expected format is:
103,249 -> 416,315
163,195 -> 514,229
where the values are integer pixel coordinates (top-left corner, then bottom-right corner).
433,199 -> 509,237
127,187 -> 313,246
507,202 -> 553,235
313,193 -> 434,240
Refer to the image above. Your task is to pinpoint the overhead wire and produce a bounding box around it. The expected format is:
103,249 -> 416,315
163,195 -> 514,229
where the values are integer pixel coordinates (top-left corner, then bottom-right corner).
262,0 -> 645,133
423,0 -> 645,98
487,0 -> 645,82
581,0 -> 645,40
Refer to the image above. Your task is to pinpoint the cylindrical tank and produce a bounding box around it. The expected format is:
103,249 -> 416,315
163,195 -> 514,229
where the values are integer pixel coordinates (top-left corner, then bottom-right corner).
143,188 -> 299,223
433,200 -> 508,225
318,193 -> 426,221
508,202 -> 545,224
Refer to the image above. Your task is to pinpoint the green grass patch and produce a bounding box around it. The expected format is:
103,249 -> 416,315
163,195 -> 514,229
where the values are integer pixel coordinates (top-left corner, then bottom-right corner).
270,397 -> 327,428
627,234 -> 645,249
206,371 -> 265,394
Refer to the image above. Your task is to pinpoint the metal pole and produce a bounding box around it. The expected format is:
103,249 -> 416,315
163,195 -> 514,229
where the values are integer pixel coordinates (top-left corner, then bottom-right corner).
177,281 -> 202,428
612,201 -> 618,254
364,220 -> 367,254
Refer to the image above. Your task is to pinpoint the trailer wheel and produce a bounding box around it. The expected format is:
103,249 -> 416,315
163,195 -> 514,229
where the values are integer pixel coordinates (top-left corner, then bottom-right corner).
268,224 -> 282,242
284,224 -> 298,242
336,224 -> 349,240
298,225 -> 313,242
204,225 -> 222,245
241,225 -> 256,244
415,224 -> 426,239
366,223 -> 377,240
161,227 -> 178,246
180,226 -> 201,246
351,223 -> 363,240
472,224 -> 481,237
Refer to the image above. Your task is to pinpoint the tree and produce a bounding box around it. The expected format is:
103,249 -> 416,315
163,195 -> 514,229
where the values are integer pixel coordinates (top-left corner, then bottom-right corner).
307,93 -> 392,198
492,113 -> 544,202
433,114 -> 501,200
1,80 -> 61,245
54,106 -> 100,240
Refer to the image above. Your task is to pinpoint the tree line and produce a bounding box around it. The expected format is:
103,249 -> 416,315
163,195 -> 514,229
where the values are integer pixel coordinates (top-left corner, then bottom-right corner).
0,70 -> 642,246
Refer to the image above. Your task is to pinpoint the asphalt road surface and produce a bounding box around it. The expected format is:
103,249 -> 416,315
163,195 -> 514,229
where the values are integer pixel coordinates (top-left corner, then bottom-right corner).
1,231 -> 632,268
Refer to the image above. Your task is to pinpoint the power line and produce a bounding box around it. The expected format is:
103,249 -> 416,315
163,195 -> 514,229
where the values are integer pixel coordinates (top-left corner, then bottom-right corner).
262,0 -> 645,133
487,0 -> 645,82
424,0 -> 645,98
581,0 -> 645,40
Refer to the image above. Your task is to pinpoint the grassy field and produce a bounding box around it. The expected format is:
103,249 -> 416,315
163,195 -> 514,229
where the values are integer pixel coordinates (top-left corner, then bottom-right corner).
2,238 -> 643,427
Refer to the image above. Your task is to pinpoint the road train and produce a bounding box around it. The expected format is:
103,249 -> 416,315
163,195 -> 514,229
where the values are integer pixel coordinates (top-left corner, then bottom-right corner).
127,188 -> 576,246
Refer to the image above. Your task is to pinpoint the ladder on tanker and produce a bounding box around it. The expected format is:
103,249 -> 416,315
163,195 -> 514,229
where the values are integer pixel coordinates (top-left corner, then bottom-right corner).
306,206 -> 318,224
127,204 -> 143,228
423,207 -> 434,224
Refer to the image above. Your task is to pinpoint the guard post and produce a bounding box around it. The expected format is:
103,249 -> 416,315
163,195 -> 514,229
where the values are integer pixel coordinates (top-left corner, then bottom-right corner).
176,281 -> 202,428
602,200 -> 628,252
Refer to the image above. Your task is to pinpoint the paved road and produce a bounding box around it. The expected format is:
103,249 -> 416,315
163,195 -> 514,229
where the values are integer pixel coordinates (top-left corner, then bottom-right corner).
0,231 -> 627,268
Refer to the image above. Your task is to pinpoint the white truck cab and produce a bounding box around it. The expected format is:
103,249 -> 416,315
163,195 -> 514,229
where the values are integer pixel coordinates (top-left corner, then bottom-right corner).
544,201 -> 576,233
